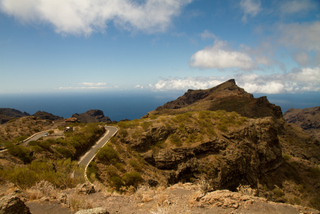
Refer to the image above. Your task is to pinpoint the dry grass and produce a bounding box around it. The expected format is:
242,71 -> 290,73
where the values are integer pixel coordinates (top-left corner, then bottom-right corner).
134,185 -> 155,202
68,193 -> 93,211
27,180 -> 56,201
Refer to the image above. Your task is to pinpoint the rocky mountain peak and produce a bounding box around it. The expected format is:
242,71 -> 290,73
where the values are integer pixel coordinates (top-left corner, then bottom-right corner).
151,79 -> 281,119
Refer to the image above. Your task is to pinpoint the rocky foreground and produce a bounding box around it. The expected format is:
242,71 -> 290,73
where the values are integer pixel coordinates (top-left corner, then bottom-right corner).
1,181 -> 319,214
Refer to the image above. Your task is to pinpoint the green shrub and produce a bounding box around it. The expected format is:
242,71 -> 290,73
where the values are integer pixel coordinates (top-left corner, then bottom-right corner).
129,159 -> 142,171
87,161 -> 98,181
217,124 -> 228,132
6,143 -> 33,164
5,166 -> 38,189
105,166 -> 119,178
169,134 -> 182,147
283,153 -> 292,161
13,136 -> 28,143
115,163 -> 126,172
96,145 -> 119,164
2,159 -> 83,189
55,147 -> 74,159
273,187 -> 284,197
141,121 -> 152,131
309,166 -> 320,178
117,121 -> 136,129
110,176 -> 124,190
123,171 -> 143,187
119,129 -> 128,137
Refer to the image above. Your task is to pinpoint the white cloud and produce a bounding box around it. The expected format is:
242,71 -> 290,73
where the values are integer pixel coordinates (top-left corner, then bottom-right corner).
59,82 -> 108,90
278,22 -> 320,52
200,30 -> 216,40
280,0 -> 317,14
80,82 -> 107,86
287,67 -> 320,83
237,67 -> 320,93
240,0 -> 261,22
151,77 -> 225,91
236,73 -> 285,94
135,84 -> 144,89
189,40 -> 255,70
0,0 -> 192,36
148,67 -> 320,94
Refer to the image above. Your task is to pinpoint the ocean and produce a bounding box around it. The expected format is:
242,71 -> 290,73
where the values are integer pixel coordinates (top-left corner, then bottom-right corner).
1,91 -> 320,121
0,91 -> 181,121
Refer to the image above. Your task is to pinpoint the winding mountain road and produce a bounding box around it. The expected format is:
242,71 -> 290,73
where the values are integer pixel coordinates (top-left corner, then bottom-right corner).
78,126 -> 118,169
22,131 -> 48,146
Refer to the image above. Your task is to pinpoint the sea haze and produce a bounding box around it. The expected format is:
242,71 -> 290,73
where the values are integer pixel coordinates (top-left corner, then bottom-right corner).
1,91 -> 320,121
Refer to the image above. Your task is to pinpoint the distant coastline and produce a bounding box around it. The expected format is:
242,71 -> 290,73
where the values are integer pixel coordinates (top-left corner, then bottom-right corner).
1,91 -> 320,121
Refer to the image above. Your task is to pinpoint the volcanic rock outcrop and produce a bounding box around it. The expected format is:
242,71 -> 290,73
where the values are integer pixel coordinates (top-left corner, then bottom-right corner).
72,109 -> 111,123
0,194 -> 31,214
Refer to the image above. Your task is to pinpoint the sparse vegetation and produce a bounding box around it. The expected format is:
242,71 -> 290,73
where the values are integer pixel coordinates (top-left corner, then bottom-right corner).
96,144 -> 119,164
1,159 -> 84,189
123,171 -> 143,188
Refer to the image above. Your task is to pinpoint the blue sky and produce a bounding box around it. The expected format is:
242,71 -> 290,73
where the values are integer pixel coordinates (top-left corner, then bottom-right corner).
0,0 -> 320,95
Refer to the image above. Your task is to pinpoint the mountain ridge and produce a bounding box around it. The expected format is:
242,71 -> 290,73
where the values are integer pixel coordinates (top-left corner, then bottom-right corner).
147,79 -> 282,119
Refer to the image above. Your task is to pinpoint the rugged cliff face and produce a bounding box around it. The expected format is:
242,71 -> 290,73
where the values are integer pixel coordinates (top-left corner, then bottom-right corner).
119,115 -> 283,191
284,106 -> 320,141
91,79 -> 320,210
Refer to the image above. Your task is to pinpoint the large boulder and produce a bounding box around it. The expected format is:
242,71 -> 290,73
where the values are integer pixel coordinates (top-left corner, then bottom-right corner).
0,194 -> 31,214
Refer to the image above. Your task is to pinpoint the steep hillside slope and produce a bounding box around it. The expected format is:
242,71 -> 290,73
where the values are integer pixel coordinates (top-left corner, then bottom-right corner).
284,106 -> 320,141
90,79 -> 320,210
0,108 -> 30,124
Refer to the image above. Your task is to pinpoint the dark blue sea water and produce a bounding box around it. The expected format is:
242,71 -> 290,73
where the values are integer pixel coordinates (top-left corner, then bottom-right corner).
0,91 -> 319,121
0,91 -> 181,121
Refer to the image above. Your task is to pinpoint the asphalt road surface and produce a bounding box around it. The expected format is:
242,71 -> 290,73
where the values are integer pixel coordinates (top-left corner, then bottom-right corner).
22,132 -> 48,146
78,126 -> 118,168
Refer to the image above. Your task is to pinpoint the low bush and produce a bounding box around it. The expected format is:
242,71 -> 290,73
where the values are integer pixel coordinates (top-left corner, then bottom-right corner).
119,129 -> 128,137
129,159 -> 142,171
123,171 -> 143,187
2,159 -> 83,189
169,134 -> 182,147
110,176 -> 124,190
55,147 -> 74,159
141,121 -> 152,131
96,145 -> 119,164
6,143 -> 33,164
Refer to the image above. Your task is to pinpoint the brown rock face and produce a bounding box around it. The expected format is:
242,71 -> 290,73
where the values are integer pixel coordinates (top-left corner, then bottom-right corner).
0,194 -> 31,214
284,106 -> 320,141
125,117 -> 283,191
